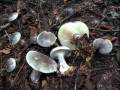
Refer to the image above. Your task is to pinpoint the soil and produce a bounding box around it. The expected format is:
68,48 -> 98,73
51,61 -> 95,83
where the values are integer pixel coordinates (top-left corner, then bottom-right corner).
0,0 -> 120,90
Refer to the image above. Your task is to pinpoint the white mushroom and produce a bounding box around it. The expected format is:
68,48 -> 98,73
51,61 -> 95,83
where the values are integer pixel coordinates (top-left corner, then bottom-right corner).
37,31 -> 57,47
93,38 -> 113,54
58,21 -> 89,50
8,12 -> 18,21
26,50 -> 57,73
30,69 -> 41,83
9,32 -> 21,45
5,58 -> 16,72
50,46 -> 71,74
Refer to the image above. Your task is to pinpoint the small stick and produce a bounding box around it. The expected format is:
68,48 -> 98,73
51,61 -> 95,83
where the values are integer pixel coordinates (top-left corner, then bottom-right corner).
10,61 -> 26,87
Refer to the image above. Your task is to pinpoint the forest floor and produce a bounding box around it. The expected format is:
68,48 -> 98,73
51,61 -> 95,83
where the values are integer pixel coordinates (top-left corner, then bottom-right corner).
0,0 -> 120,90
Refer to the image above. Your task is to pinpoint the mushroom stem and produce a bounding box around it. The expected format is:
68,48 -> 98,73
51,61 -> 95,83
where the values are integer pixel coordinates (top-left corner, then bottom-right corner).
73,33 -> 81,40
57,53 -> 70,74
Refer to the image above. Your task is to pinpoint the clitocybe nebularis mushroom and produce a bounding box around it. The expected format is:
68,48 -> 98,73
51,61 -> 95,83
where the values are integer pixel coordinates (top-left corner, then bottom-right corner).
5,58 -> 16,72
37,31 -> 57,47
58,21 -> 89,50
50,46 -> 71,74
93,38 -> 113,54
8,12 -> 18,21
30,69 -> 41,83
9,32 -> 21,45
26,50 -> 57,73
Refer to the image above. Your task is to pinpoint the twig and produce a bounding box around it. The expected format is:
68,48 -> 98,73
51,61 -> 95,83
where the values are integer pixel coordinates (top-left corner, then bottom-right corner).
90,28 -> 120,32
94,16 -> 106,28
10,61 -> 26,87
60,77 -> 63,90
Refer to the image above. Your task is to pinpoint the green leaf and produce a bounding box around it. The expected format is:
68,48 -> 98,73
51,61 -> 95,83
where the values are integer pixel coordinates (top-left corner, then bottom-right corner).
109,11 -> 119,19
116,48 -> 120,63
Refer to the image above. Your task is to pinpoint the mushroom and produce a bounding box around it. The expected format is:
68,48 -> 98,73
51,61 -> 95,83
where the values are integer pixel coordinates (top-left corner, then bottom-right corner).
93,38 -> 113,54
5,58 -> 16,72
9,32 -> 21,45
58,21 -> 89,50
37,31 -> 57,47
50,46 -> 71,74
8,12 -> 18,21
30,34 -> 37,44
30,69 -> 41,83
26,50 -> 57,73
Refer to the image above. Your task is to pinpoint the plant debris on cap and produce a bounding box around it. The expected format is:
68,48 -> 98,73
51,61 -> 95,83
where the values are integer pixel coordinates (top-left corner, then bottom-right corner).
37,31 -> 57,47
5,58 -> 16,72
8,12 -> 18,21
9,32 -> 21,45
58,21 -> 89,50
93,38 -> 113,54
26,50 -> 57,73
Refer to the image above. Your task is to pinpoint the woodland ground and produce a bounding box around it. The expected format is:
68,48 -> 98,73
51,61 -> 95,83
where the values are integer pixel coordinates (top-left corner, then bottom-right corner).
0,0 -> 120,90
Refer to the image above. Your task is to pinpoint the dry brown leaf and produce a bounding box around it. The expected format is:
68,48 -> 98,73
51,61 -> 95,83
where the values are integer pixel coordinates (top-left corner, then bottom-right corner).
100,24 -> 115,30
42,80 -> 47,88
53,9 -> 59,15
0,48 -> 11,55
29,26 -> 38,36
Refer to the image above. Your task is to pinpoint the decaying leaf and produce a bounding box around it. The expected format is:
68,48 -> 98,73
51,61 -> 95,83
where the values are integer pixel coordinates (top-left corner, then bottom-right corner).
29,26 -> 38,36
116,48 -> 120,63
74,34 -> 95,62
42,80 -> 47,88
100,24 -> 115,30
0,48 -> 11,55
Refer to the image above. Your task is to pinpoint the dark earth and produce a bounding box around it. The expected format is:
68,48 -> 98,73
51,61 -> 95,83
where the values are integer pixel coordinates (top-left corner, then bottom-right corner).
0,0 -> 120,90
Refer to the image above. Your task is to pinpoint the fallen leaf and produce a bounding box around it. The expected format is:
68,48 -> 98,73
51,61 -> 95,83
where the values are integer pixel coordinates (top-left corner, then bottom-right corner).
42,80 -> 47,88
100,24 -> 115,30
53,9 -> 59,15
0,48 -> 11,55
116,48 -> 120,63
29,26 -> 38,36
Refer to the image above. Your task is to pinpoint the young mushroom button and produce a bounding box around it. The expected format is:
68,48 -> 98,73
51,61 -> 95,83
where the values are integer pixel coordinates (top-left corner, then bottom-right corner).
26,50 -> 57,73
93,38 -> 113,54
50,46 -> 71,74
5,58 -> 16,72
58,21 -> 89,50
37,31 -> 57,47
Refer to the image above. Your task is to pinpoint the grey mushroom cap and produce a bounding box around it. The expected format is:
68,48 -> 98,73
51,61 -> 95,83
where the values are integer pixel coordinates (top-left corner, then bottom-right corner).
8,12 -> 18,21
93,38 -> 113,54
50,46 -> 71,59
26,50 -> 57,73
37,31 -> 57,47
9,32 -> 21,45
6,58 -> 16,72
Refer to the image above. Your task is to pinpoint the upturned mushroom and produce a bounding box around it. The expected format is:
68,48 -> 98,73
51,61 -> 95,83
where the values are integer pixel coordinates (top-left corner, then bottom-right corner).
50,46 -> 71,74
5,58 -> 16,72
58,21 -> 89,50
30,69 -> 41,83
9,32 -> 21,45
37,31 -> 57,47
93,38 -> 113,54
26,50 -> 57,73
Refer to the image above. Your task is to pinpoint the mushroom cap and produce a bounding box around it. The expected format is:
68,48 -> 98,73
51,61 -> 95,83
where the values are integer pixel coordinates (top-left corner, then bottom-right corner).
8,12 -> 18,21
9,32 -> 21,45
50,46 -> 71,59
37,31 -> 57,47
26,50 -> 57,73
58,21 -> 89,50
6,58 -> 16,72
93,38 -> 113,54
